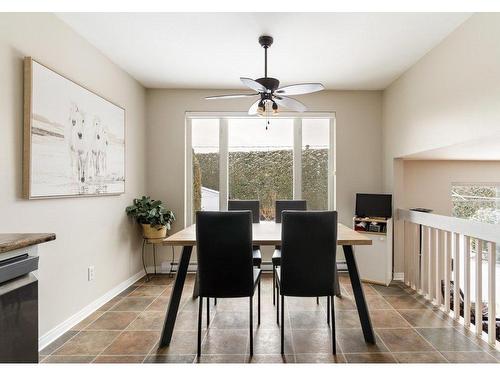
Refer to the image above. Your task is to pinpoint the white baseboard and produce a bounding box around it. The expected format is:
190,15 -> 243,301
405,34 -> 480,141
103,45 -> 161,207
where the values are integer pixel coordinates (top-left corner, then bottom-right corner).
38,269 -> 146,351
393,272 -> 404,281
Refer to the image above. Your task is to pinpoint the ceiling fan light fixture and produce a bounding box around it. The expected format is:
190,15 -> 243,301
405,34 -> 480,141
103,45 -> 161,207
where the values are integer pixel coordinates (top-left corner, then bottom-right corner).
256,100 -> 278,117
257,100 -> 266,116
272,101 -> 279,115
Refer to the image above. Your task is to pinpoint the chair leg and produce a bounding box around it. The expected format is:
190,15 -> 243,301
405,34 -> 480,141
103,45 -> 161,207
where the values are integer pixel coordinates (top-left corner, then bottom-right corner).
334,263 -> 341,297
317,296 -> 319,305
214,298 -> 217,306
258,278 -> 261,325
327,296 -> 330,325
280,294 -> 285,355
276,282 -> 280,326
197,296 -> 203,357
207,298 -> 210,328
273,266 -> 276,305
331,295 -> 336,355
249,296 -> 254,357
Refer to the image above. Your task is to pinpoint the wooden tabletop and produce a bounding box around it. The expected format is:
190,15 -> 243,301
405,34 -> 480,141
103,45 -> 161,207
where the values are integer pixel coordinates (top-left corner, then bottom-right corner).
0,233 -> 56,254
152,222 -> 372,246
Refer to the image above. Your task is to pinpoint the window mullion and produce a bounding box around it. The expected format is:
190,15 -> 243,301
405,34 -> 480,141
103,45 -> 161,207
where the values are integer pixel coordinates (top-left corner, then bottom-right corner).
328,117 -> 336,210
293,118 -> 302,200
219,118 -> 229,211
185,117 -> 193,226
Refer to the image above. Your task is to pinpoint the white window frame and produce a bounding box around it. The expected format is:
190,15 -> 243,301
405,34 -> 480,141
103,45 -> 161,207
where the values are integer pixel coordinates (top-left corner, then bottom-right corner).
185,112 -> 336,226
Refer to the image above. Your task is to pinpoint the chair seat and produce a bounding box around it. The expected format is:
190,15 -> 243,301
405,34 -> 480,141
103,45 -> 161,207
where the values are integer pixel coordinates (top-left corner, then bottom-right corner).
275,266 -> 335,297
272,249 -> 281,266
253,249 -> 262,267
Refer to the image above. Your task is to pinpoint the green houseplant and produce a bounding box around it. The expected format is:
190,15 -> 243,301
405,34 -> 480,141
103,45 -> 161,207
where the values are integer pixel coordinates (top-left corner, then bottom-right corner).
126,196 -> 175,239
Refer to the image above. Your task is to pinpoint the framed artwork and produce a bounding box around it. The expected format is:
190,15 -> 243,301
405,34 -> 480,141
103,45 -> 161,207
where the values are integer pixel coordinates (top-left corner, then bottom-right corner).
23,57 -> 125,199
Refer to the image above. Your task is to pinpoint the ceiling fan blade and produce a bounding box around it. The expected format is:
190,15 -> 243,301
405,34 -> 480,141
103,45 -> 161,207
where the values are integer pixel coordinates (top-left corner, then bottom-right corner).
248,99 -> 261,115
275,83 -> 325,96
274,96 -> 307,112
240,77 -> 267,93
205,93 -> 258,100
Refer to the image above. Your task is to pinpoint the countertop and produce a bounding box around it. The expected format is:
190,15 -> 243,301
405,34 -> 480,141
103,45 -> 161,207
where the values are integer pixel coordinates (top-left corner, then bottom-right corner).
0,233 -> 56,254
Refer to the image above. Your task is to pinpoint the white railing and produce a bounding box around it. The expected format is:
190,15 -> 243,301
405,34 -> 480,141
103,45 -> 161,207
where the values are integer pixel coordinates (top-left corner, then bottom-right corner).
398,209 -> 499,348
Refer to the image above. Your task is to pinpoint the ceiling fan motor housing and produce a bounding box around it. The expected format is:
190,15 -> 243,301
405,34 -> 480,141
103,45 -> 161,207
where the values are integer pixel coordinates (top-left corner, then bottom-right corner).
256,77 -> 280,92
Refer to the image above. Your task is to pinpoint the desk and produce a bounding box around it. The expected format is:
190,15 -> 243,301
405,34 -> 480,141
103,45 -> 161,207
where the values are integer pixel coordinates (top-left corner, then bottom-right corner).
157,221 -> 374,347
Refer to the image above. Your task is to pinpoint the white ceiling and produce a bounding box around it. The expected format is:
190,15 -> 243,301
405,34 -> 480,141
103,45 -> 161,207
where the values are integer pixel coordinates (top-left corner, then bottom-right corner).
57,13 -> 471,90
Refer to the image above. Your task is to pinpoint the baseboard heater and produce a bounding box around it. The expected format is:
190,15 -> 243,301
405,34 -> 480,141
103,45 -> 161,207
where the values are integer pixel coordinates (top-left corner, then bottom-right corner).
164,260 -> 348,274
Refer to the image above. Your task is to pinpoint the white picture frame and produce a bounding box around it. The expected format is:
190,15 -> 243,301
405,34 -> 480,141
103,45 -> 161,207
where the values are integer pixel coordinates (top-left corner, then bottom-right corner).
23,57 -> 126,199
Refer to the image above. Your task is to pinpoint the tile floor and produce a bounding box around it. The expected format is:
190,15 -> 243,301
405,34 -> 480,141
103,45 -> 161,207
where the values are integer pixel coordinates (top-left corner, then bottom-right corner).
39,272 -> 500,364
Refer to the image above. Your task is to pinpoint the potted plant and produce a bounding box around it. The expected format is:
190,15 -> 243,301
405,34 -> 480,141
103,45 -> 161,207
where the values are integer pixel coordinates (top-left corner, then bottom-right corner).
126,196 -> 175,239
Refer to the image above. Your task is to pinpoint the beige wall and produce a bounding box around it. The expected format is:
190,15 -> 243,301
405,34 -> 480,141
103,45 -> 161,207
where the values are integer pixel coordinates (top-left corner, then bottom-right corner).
382,13 -> 500,189
0,13 -> 147,337
382,13 -> 500,273
402,160 -> 500,215
146,89 -> 383,262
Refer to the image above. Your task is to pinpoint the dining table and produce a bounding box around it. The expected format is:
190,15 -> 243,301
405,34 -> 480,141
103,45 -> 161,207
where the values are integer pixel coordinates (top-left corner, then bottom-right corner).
156,221 -> 375,347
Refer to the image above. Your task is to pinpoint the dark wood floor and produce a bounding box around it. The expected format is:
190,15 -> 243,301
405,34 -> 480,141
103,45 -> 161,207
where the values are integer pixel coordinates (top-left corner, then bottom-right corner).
39,273 -> 500,363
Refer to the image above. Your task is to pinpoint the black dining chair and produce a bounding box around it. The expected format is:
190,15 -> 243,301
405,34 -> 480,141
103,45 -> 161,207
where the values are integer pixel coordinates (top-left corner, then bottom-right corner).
272,200 -> 307,305
228,200 -> 262,268
275,210 -> 338,355
195,211 -> 261,358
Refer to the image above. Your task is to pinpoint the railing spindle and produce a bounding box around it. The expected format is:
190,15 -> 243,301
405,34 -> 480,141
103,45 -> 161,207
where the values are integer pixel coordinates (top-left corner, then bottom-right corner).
413,223 -> 419,290
429,227 -> 435,301
475,239 -> 483,337
487,241 -> 496,346
436,229 -> 443,306
422,226 -> 429,296
453,232 -> 461,320
464,236 -> 471,328
404,221 -> 409,286
408,222 -> 414,288
417,224 -> 422,291
444,231 -> 451,313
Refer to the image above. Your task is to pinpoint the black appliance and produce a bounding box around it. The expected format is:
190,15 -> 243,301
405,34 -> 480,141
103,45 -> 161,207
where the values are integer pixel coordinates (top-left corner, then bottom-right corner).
0,253 -> 39,363
355,193 -> 392,219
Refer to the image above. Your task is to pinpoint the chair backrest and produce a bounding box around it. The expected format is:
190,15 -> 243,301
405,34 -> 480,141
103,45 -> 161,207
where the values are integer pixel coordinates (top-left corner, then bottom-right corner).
196,211 -> 254,298
275,200 -> 307,223
280,210 -> 338,297
228,200 -> 260,223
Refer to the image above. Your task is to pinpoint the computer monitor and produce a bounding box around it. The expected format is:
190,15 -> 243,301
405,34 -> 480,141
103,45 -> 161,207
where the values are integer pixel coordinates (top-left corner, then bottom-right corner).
355,193 -> 392,218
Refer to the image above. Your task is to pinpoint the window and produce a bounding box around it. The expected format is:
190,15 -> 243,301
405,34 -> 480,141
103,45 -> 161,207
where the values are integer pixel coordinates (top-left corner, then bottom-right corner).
301,118 -> 330,211
186,113 -> 335,225
451,184 -> 500,224
228,118 -> 294,220
191,119 -> 219,221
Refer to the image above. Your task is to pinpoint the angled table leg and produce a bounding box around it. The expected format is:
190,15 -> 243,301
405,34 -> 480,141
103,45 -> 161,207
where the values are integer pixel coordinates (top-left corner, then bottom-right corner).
159,245 -> 193,347
343,245 -> 375,344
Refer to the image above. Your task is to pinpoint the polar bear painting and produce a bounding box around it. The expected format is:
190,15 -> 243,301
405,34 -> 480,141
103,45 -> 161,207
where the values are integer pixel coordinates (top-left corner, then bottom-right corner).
26,59 -> 125,198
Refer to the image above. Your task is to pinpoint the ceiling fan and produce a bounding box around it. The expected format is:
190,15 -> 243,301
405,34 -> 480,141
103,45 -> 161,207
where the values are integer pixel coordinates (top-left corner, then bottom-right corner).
205,35 -> 325,116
